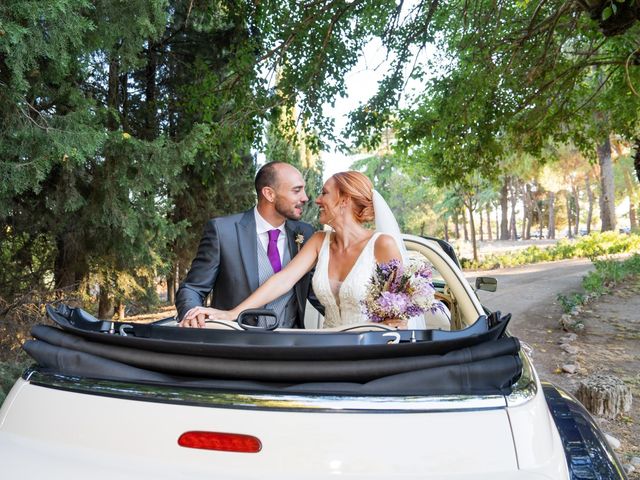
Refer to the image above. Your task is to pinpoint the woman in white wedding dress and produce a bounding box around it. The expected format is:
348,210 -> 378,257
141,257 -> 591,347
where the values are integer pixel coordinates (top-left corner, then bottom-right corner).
181,171 -> 411,328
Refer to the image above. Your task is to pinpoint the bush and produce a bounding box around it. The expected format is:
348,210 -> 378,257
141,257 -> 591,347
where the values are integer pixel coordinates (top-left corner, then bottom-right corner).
0,356 -> 30,406
582,253 -> 640,296
557,293 -> 586,314
461,232 -> 640,270
0,297 -> 51,361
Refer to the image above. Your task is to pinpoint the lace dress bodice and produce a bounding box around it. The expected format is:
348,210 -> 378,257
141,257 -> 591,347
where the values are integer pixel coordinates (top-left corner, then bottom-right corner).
312,231 -> 382,328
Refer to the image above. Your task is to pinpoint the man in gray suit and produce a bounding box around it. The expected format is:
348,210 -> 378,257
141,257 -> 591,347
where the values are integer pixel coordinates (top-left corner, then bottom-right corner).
176,162 -> 322,328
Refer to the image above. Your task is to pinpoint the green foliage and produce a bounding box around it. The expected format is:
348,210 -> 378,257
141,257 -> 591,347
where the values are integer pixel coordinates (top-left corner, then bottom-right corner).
264,117 -> 324,227
0,1 -> 265,314
260,0 -> 400,148
461,232 -> 640,269
583,253 -> 640,295
557,293 -> 586,314
335,0 -> 640,189
0,357 -> 30,407
1,0 -> 638,317
352,152 -> 442,235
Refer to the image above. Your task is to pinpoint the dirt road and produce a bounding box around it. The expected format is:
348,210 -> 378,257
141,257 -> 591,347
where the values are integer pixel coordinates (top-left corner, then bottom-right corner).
465,257 -> 595,333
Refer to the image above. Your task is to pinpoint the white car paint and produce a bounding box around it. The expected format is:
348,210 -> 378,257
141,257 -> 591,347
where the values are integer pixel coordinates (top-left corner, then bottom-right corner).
0,235 -> 570,479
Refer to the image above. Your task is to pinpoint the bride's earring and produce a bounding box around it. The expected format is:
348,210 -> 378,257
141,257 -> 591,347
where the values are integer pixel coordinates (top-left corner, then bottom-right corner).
340,200 -> 348,217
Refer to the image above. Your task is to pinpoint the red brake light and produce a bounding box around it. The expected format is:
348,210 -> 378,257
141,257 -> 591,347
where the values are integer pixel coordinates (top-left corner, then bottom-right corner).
178,431 -> 262,453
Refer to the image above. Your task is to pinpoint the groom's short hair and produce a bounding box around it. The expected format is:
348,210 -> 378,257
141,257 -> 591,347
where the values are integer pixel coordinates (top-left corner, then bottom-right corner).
255,162 -> 285,197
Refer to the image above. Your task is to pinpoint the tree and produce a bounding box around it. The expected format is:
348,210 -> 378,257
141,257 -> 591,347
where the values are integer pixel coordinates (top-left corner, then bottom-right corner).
0,1 -> 260,314
345,0 -> 639,229
264,101 -> 324,227
614,149 -> 640,230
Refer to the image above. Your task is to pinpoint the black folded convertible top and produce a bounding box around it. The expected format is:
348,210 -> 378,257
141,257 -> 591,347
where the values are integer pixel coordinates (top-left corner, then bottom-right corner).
23,304 -> 522,396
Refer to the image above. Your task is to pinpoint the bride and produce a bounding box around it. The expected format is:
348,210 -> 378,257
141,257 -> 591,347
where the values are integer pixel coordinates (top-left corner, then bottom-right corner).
180,171 -> 418,328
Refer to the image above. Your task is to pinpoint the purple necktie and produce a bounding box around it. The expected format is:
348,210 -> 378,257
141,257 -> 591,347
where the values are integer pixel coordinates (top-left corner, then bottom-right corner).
267,229 -> 282,273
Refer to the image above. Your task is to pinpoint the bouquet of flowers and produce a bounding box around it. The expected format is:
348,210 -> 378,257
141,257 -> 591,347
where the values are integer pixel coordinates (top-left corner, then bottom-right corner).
360,259 -> 439,325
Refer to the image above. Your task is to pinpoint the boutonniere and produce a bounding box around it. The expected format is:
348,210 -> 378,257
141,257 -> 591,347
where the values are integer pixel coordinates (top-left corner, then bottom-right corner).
294,232 -> 305,251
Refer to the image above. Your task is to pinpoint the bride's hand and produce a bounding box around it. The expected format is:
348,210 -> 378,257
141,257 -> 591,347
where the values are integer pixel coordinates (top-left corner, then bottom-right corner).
180,306 -> 235,328
379,318 -> 408,329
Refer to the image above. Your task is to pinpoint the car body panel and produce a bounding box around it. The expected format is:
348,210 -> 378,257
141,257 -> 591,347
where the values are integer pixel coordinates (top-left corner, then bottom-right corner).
507,377 -> 569,477
0,376 -> 574,479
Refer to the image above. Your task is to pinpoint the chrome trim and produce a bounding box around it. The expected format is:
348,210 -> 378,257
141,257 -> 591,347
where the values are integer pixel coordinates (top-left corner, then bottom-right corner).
505,351 -> 538,407
24,368 -> 507,413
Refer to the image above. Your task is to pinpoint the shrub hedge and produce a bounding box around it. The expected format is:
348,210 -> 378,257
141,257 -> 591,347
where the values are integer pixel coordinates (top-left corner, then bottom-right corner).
460,232 -> 640,270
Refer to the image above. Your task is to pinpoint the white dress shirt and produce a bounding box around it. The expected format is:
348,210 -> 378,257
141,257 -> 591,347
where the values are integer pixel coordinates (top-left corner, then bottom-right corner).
254,207 -> 286,264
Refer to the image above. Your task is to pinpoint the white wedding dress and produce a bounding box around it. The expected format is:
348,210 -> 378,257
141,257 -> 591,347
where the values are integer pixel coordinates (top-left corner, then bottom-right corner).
312,231 -> 382,328
311,230 -> 451,329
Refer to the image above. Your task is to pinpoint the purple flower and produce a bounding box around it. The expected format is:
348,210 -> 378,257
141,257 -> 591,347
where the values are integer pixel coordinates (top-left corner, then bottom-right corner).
377,291 -> 410,314
361,259 -> 437,324
379,259 -> 401,276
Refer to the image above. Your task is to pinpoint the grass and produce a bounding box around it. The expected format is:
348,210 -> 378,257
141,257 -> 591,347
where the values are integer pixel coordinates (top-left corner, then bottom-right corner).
460,231 -> 640,270
556,253 -> 640,328
583,253 -> 640,295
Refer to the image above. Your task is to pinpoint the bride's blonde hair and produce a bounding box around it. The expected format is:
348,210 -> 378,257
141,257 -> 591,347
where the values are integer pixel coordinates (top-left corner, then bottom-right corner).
331,171 -> 375,224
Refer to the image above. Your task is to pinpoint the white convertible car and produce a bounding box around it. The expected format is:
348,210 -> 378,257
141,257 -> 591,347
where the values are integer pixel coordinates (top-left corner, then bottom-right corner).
0,235 -> 626,479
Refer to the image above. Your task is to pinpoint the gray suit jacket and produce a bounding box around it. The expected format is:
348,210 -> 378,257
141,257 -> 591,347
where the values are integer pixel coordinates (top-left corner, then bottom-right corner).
175,209 -> 322,326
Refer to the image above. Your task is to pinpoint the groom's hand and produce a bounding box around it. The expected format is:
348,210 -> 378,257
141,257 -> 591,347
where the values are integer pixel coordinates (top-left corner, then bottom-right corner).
180,306 -> 208,328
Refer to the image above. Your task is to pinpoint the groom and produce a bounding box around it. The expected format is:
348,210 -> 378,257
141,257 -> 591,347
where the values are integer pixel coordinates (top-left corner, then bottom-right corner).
176,162 -> 323,328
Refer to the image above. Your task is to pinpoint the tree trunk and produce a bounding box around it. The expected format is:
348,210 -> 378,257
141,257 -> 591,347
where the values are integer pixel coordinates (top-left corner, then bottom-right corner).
509,179 -> 518,240
572,184 -> 580,236
478,207 -> 484,242
597,136 -> 616,232
576,374 -> 632,419
462,209 -> 469,242
623,169 -> 638,231
467,201 -> 478,262
167,271 -> 176,305
633,136 -> 640,183
117,301 -> 126,320
120,72 -> 129,132
548,191 -> 556,239
486,206 -> 493,241
585,177 -> 594,234
443,219 -> 449,242
54,234 -> 81,291
97,55 -> 121,315
454,213 -> 460,240
566,192 -> 573,239
54,253 -> 75,291
535,195 -> 543,238
98,282 -> 113,319
500,177 -> 509,240
107,54 -> 120,131
520,183 -> 528,240
143,41 -> 158,140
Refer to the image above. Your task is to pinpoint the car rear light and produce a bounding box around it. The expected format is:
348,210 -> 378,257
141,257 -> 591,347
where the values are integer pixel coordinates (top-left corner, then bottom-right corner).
178,431 -> 262,453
